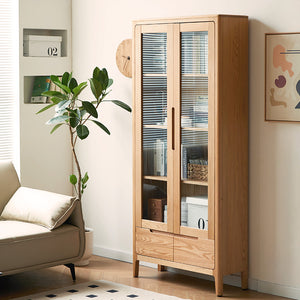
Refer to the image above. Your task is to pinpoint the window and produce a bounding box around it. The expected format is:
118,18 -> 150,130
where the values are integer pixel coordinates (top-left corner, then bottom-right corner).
0,0 -> 18,161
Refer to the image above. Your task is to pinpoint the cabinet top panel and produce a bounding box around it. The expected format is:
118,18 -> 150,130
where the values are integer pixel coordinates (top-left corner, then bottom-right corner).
132,15 -> 248,26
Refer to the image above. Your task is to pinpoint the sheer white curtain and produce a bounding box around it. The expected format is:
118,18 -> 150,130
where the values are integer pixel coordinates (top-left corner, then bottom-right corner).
0,0 -> 18,161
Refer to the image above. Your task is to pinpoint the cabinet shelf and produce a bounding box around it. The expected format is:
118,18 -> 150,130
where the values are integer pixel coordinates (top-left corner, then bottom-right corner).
143,73 -> 167,77
181,126 -> 208,131
21,57 -> 71,76
144,124 -> 167,129
182,73 -> 208,77
181,179 -> 208,186
143,175 -> 167,182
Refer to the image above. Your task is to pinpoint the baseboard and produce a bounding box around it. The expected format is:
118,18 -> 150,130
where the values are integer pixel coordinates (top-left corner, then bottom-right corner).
93,246 -> 299,299
93,245 -> 132,264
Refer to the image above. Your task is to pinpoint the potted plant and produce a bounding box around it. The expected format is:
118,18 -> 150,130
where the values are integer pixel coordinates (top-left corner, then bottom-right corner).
37,67 -> 131,265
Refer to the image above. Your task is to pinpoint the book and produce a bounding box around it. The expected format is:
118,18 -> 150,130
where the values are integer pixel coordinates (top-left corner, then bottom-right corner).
181,144 -> 187,179
154,139 -> 166,176
31,76 -> 51,103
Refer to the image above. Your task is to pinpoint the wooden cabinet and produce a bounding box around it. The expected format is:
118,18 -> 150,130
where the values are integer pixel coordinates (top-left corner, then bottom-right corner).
132,15 -> 248,296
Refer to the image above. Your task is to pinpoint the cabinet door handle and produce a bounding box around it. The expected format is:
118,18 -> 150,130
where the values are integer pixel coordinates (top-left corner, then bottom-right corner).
172,107 -> 175,150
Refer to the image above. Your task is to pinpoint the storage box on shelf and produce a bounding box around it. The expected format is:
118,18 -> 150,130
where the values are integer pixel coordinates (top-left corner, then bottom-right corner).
186,196 -> 208,230
24,35 -> 62,57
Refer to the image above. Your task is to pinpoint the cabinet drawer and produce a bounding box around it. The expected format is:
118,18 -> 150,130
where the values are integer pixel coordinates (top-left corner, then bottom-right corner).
136,227 -> 173,261
174,236 -> 214,269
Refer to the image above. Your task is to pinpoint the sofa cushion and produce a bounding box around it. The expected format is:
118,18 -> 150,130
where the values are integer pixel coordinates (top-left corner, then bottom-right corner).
0,220 -> 80,273
1,187 -> 77,230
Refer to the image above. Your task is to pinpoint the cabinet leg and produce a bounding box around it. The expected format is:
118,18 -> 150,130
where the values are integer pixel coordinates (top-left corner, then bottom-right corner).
133,259 -> 139,277
158,264 -> 166,272
241,271 -> 248,290
215,274 -> 223,297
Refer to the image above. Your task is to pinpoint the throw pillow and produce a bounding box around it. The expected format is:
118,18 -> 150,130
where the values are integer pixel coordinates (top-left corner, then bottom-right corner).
1,187 -> 77,230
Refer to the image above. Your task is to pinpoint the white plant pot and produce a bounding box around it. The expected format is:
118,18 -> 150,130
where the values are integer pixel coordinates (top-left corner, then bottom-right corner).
74,228 -> 93,267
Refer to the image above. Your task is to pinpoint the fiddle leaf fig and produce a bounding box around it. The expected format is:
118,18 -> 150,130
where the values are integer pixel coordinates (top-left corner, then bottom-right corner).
37,66 -> 131,201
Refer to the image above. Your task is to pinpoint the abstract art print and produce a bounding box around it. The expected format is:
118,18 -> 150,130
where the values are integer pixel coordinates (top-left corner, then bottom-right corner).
265,32 -> 300,122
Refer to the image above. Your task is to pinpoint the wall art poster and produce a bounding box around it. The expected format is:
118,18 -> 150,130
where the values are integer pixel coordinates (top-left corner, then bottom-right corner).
265,33 -> 300,122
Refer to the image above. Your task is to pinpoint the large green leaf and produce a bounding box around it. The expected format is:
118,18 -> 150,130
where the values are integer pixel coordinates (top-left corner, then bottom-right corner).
76,124 -> 89,139
107,78 -> 113,88
93,67 -> 101,80
69,174 -> 77,185
92,120 -> 110,135
36,103 -> 55,114
46,115 -> 70,125
55,100 -> 71,113
101,68 -> 109,89
82,101 -> 98,118
69,116 -> 80,128
72,82 -> 87,99
41,91 -> 67,100
89,78 -> 103,100
50,96 -> 65,105
54,81 -> 71,94
61,72 -> 70,86
50,75 -> 60,84
81,172 -> 89,184
50,123 -> 64,134
111,100 -> 132,112
69,78 -> 78,91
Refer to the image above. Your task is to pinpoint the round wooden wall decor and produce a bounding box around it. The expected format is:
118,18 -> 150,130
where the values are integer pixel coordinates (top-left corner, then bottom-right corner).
116,39 -> 132,78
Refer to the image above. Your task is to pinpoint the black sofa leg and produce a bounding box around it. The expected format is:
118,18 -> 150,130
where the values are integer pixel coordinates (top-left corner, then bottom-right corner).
65,263 -> 76,281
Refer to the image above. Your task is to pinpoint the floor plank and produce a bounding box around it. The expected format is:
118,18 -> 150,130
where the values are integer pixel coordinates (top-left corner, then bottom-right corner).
0,256 -> 289,299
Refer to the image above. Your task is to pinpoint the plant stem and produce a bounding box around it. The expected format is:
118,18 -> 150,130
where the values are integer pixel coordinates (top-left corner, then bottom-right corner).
69,125 -> 82,201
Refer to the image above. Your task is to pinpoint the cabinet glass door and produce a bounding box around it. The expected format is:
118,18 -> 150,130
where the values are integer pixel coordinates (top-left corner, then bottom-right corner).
141,31 -> 168,226
179,23 -> 214,238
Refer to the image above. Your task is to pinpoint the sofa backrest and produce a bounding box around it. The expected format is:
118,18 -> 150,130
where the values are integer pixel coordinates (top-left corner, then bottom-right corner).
0,160 -> 20,214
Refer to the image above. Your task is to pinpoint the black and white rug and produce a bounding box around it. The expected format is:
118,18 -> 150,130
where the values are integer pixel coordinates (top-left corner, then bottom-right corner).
15,280 -> 188,299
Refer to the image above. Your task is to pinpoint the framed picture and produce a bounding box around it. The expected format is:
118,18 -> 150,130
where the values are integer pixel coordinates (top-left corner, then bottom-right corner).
265,32 -> 300,122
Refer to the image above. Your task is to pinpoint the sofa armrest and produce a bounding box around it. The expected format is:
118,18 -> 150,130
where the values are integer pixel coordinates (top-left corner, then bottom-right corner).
0,160 -> 20,214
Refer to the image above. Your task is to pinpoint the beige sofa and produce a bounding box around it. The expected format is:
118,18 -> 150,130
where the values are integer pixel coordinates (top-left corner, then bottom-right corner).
0,160 -> 85,280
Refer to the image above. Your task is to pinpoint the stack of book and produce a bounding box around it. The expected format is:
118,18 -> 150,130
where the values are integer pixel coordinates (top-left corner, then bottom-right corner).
31,76 -> 62,103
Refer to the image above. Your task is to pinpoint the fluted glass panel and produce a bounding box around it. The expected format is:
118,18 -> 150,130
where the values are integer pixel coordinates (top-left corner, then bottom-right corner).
142,32 -> 168,223
181,31 -> 208,74
142,33 -> 167,74
180,31 -> 209,231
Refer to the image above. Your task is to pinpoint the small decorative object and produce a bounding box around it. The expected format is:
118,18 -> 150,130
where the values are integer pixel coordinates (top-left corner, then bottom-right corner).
187,163 -> 208,181
265,32 -> 300,122
116,39 -> 132,78
148,198 -> 167,222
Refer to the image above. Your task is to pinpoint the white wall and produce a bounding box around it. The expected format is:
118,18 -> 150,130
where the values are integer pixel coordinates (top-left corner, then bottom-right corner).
19,0 -> 73,195
72,0 -> 300,298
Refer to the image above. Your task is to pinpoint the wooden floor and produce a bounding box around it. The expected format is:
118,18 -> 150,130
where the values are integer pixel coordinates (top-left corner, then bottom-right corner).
0,256 -> 290,300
